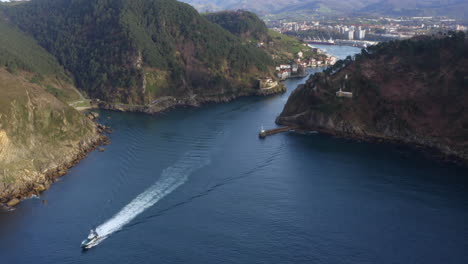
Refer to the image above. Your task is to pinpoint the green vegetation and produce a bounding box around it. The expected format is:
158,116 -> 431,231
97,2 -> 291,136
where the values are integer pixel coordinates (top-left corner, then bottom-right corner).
361,31 -> 467,67
204,10 -> 317,65
0,19 -> 69,79
267,30 -> 315,63
0,17 -> 81,103
0,67 -> 97,187
325,31 -> 467,77
279,33 -> 468,163
2,0 -> 275,104
205,10 -> 269,41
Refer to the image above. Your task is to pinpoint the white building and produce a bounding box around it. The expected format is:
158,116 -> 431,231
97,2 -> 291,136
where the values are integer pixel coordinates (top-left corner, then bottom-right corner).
292,23 -> 299,32
457,25 -> 467,31
355,29 -> 366,40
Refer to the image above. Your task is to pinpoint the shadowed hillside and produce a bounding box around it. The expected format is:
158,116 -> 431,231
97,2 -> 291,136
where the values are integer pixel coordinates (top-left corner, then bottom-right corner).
277,32 -> 468,163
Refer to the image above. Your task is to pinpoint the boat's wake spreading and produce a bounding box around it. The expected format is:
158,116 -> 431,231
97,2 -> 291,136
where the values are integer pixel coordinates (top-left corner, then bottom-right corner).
86,151 -> 210,248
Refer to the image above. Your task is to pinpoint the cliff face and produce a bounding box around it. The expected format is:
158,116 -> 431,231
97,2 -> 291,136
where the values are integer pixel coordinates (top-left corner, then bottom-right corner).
277,33 -> 468,163
0,68 -> 105,205
0,19 -> 105,206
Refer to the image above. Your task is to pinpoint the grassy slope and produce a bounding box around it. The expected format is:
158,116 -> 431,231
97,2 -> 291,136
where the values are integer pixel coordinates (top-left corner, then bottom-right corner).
0,19 -> 80,103
266,30 -> 316,64
0,67 -> 98,190
0,20 -> 98,199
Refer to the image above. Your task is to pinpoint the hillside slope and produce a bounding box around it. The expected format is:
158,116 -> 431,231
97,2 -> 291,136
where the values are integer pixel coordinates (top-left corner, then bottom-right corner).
277,33 -> 468,163
204,10 -> 269,41
2,0 -> 280,112
0,19 -> 104,206
204,10 -> 319,64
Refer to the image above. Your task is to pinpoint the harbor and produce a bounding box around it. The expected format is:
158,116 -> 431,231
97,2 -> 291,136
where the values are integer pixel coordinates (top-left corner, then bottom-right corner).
305,37 -> 379,48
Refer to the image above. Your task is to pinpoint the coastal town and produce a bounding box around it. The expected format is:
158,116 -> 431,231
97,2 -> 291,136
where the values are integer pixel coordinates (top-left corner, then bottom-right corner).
268,16 -> 468,42
274,48 -> 337,81
266,15 -> 468,83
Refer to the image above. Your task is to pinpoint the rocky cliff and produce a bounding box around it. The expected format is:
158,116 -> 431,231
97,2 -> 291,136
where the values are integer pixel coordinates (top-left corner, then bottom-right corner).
0,68 -> 107,207
0,19 -> 106,207
277,33 -> 468,164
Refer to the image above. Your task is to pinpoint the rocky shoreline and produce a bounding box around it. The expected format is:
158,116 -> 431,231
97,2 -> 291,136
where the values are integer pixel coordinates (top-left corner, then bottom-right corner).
276,113 -> 468,167
276,35 -> 468,168
0,119 -> 110,211
94,86 -> 286,114
1,87 -> 285,211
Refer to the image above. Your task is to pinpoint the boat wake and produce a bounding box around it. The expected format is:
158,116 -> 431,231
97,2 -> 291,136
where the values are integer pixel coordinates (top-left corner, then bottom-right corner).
85,151 -> 210,248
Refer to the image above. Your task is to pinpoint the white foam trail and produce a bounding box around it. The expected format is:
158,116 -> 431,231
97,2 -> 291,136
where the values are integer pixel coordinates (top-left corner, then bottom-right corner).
89,151 -> 210,247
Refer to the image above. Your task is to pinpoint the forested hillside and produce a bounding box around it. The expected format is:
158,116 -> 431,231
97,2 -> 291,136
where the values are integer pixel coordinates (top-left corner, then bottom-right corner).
1,0 -> 276,105
277,32 -> 468,163
205,10 -> 269,41
0,0 -> 286,204
205,10 -> 317,64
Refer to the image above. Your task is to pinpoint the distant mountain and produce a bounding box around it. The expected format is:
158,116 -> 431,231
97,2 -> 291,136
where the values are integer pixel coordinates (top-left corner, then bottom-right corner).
181,0 -> 376,15
358,0 -> 468,19
180,0 -> 468,19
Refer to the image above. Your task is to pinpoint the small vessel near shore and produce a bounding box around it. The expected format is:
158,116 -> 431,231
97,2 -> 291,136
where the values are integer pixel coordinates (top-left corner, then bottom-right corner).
81,229 -> 101,249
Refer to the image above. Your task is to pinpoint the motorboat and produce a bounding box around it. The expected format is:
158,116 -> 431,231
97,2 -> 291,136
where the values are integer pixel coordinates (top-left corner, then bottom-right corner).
81,229 -> 101,249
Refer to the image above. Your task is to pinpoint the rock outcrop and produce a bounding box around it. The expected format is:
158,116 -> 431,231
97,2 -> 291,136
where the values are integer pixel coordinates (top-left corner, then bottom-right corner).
277,34 -> 468,164
95,84 -> 285,114
0,68 -> 106,207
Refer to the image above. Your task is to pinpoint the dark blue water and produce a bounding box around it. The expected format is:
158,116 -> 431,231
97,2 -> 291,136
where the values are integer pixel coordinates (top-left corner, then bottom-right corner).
1,45 -> 468,264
